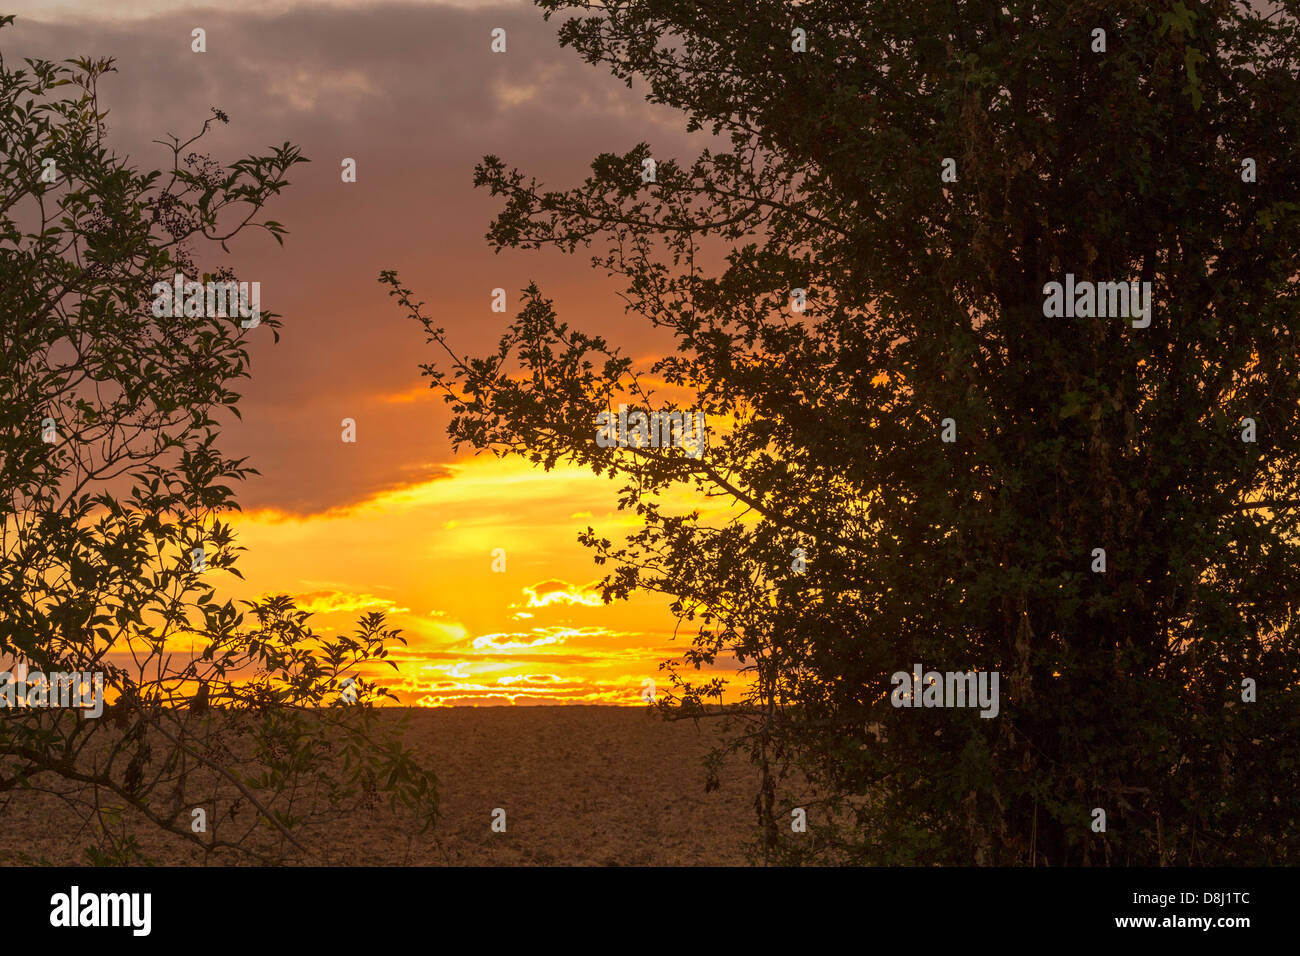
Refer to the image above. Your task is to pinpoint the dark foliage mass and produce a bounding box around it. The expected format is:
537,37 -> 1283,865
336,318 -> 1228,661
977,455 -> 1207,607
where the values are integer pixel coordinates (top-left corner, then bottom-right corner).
389,1 -> 1299,864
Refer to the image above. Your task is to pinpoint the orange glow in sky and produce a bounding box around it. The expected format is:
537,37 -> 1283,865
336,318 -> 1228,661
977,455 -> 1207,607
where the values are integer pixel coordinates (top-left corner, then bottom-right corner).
226,453 -> 742,705
6,1 -> 741,706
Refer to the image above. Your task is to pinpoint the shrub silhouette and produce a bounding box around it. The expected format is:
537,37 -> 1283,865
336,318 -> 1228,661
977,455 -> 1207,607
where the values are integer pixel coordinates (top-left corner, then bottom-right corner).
0,20 -> 437,864
386,0 -> 1299,864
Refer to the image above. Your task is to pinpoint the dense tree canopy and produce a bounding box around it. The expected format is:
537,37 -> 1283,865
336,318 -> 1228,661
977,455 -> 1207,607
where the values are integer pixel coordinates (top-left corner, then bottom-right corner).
390,0 -> 1300,865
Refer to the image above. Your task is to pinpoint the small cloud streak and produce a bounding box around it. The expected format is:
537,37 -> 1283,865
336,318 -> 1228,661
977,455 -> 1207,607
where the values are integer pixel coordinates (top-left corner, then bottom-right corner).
470,625 -> 611,652
522,579 -> 604,609
284,589 -> 410,616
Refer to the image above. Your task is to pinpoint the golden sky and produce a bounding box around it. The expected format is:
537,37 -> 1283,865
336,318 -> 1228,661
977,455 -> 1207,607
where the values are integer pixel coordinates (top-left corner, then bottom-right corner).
227,453 -> 743,706
8,1 -> 738,705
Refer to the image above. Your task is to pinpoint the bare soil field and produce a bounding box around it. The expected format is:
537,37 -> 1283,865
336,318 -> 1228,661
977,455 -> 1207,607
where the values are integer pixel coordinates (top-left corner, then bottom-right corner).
0,707 -> 759,866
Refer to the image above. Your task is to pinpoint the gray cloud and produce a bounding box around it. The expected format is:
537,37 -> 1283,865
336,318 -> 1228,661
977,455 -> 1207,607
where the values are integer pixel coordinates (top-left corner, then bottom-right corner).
6,2 -> 696,513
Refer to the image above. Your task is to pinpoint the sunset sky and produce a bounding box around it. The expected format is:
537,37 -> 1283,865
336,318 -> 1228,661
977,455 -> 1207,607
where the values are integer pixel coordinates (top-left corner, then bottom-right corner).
8,0 -> 742,704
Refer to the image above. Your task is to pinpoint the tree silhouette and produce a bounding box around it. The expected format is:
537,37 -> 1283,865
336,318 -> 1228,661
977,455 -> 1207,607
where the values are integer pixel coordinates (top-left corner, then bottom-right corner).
0,20 -> 437,864
388,0 -> 1300,865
